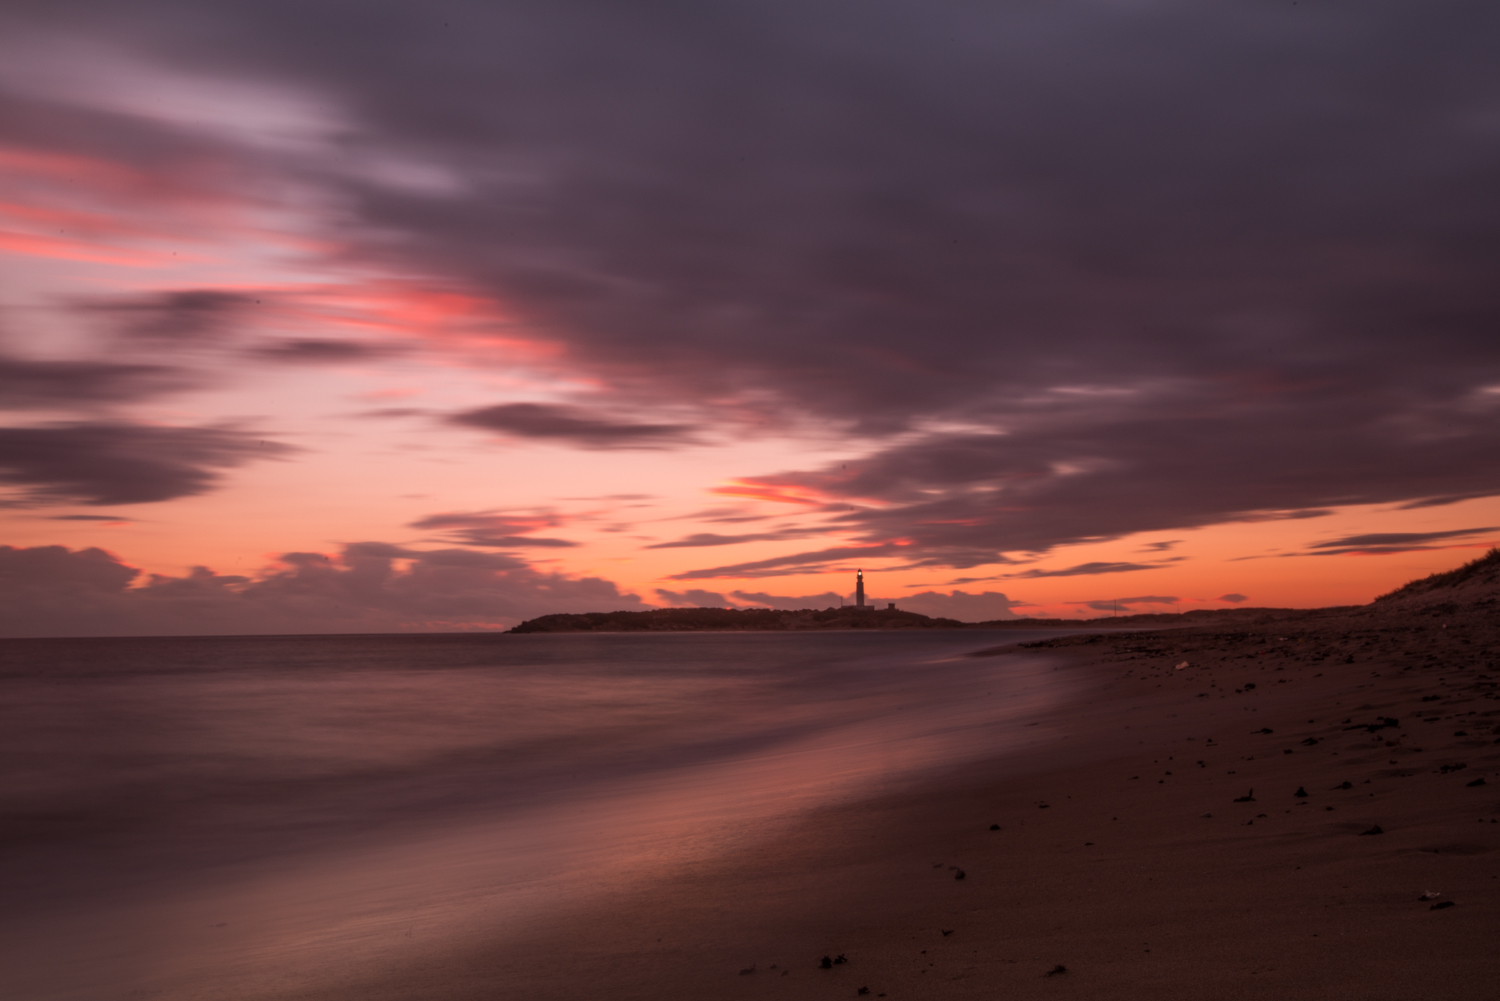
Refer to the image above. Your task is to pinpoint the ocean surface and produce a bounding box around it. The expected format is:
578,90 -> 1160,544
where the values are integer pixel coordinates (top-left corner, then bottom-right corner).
0,629 -> 1081,1000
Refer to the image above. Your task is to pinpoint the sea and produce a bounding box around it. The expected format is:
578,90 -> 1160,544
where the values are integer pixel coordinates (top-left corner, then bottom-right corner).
0,629 -> 1081,1000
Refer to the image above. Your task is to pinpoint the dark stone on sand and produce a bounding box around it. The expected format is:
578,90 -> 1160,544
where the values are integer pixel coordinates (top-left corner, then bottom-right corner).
836,954 -> 848,965
1439,763 -> 1467,773
858,988 -> 870,995
1254,727 -> 1274,734
1430,901 -> 1456,910
820,956 -> 833,969
990,824 -> 1000,830
1244,683 -> 1256,690
1302,737 -> 1320,745
1294,786 -> 1309,797
739,966 -> 756,975
1045,964 -> 1068,977
954,869 -> 966,880
1335,781 -> 1353,789
1467,777 -> 1486,786
1454,730 -> 1468,736
1360,825 -> 1384,835
942,929 -> 954,936
1234,789 -> 1255,802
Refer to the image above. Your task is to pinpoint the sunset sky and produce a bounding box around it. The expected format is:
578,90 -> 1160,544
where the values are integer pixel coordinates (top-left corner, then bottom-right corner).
3,0 -> 1499,635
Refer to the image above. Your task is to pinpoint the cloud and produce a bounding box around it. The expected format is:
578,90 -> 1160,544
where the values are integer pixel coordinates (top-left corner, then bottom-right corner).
1218,593 -> 1248,603
1002,561 -> 1161,579
51,513 -> 131,521
1075,595 -> 1178,612
669,544 -> 904,580
0,542 -> 648,636
98,290 -> 253,343
0,357 -> 193,409
653,587 -> 730,607
6,2 -> 1500,569
0,422 -> 293,505
726,589 -> 845,610
644,529 -> 814,549
408,510 -> 577,548
248,339 -> 401,364
1304,527 -> 1497,555
449,403 -> 695,449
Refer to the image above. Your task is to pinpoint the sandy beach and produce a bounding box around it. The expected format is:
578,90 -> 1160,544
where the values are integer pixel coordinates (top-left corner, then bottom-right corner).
289,561 -> 1500,1001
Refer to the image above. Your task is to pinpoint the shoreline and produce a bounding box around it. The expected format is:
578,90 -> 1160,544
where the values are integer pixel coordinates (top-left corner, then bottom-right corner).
282,601 -> 1500,1000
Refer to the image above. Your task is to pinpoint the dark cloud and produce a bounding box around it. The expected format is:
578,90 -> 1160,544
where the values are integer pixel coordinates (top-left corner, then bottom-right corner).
669,544 -> 904,580
0,542 -> 648,636
727,589 -> 844,610
894,590 -> 1024,621
1003,561 -> 1161,579
653,587 -> 730,607
449,404 -> 694,449
645,529 -> 814,549
0,423 -> 292,506
0,357 -> 192,409
408,510 -> 578,548
7,1 -> 1500,559
249,339 -> 400,364
1307,528 -> 1497,550
97,290 -> 252,343
1076,595 -> 1178,612
1219,593 -> 1248,603
50,514 -> 131,521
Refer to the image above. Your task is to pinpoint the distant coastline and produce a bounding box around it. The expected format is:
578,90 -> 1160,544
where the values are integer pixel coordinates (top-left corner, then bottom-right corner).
505,604 -> 1309,633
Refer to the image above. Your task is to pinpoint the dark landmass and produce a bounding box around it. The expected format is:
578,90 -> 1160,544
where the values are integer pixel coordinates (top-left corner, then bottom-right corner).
508,602 -> 1311,633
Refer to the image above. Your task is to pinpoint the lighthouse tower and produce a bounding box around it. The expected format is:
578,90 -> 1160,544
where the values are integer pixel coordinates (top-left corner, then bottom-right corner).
855,568 -> 865,609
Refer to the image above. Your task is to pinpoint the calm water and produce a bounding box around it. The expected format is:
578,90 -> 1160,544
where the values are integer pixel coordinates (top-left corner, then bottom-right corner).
0,629 -> 1079,1000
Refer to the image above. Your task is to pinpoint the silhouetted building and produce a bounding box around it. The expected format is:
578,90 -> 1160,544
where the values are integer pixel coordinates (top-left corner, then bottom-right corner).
856,568 -> 865,608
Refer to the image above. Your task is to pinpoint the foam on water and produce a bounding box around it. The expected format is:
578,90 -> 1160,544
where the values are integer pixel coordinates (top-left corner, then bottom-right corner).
0,629 -> 1079,999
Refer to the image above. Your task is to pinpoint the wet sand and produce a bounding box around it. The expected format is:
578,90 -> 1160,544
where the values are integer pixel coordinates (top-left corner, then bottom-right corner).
271,592 -> 1500,1000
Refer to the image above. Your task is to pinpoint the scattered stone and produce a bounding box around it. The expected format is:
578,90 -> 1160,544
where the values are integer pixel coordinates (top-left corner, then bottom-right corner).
990,824 -> 1001,830
1254,727 -> 1273,734
941,929 -> 954,936
1045,965 -> 1068,977
1334,781 -> 1353,790
1294,786 -> 1309,798
1430,901 -> 1456,911
836,954 -> 848,965
739,966 -> 756,975
858,988 -> 870,996
1360,825 -> 1384,836
821,957 -> 833,970
954,869 -> 966,880
1302,737 -> 1320,746
1233,789 -> 1255,802
1455,731 -> 1469,737
1467,777 -> 1487,787
1439,763 -> 1468,774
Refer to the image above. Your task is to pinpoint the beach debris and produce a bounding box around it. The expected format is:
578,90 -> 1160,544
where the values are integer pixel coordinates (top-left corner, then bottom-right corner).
836,954 -> 848,964
1045,964 -> 1068,977
739,966 -> 756,975
1175,661 -> 1189,670
820,956 -> 834,969
954,869 -> 966,880
1360,825 -> 1384,835
1466,777 -> 1486,786
858,988 -> 870,995
990,824 -> 1001,830
1430,901 -> 1456,911
1419,891 -> 1441,901
942,929 -> 954,936
1334,781 -> 1353,789
1294,786 -> 1309,798
1038,802 -> 1050,808
1302,737 -> 1320,745
1233,789 -> 1255,802
1253,728 -> 1273,734
1244,683 -> 1257,691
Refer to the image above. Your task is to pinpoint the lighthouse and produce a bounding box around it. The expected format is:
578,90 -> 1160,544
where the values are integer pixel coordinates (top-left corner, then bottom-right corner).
855,568 -> 865,609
